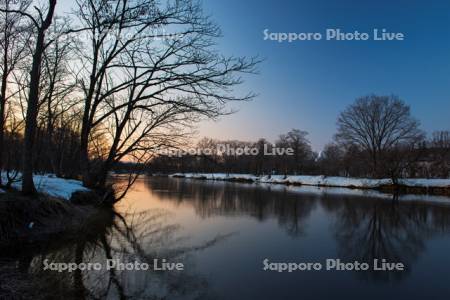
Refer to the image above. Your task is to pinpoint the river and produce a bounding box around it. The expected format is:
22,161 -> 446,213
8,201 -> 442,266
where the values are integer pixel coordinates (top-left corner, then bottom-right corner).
6,176 -> 450,299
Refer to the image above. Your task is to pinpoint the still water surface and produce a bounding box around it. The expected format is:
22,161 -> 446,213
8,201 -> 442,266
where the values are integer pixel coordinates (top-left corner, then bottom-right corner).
11,177 -> 450,299
113,177 -> 450,300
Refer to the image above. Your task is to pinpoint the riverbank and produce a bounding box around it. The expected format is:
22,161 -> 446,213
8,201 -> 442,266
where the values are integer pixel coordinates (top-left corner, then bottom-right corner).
0,172 -> 115,255
0,192 -> 95,248
169,173 -> 450,196
0,186 -> 116,299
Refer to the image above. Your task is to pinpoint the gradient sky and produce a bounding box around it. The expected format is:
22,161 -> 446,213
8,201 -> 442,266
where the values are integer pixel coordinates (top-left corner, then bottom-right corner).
54,0 -> 450,151
195,0 -> 450,151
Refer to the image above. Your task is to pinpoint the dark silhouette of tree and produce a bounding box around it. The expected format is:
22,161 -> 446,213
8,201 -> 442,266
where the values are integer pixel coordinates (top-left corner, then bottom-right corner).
0,0 -> 31,185
336,95 -> 424,178
1,0 -> 58,194
72,0 -> 259,188
429,131 -> 450,177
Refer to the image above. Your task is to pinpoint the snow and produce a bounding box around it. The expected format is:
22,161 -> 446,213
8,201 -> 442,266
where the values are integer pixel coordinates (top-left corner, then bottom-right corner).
169,173 -> 450,205
260,175 -> 393,188
1,172 -> 90,200
170,173 -> 450,190
397,178 -> 450,188
171,173 -> 259,181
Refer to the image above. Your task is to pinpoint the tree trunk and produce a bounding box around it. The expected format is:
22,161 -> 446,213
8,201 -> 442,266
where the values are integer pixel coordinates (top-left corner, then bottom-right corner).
0,48 -> 8,186
80,127 -> 91,187
22,31 -> 46,194
80,72 -> 98,188
79,42 -> 101,188
0,94 -> 5,186
21,0 -> 57,195
371,150 -> 378,178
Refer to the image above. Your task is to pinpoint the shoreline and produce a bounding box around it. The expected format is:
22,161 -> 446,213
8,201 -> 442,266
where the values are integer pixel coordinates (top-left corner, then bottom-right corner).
168,173 -> 450,196
0,191 -> 116,299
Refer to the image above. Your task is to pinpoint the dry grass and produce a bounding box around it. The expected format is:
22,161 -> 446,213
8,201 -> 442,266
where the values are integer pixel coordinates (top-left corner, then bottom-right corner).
0,191 -> 113,299
0,191 -> 95,250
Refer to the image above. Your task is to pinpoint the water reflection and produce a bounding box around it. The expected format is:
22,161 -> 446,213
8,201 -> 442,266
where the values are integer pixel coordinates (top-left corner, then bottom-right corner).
146,178 -> 318,237
1,207 -> 222,299
147,177 -> 450,282
4,177 -> 450,300
325,198 -> 448,281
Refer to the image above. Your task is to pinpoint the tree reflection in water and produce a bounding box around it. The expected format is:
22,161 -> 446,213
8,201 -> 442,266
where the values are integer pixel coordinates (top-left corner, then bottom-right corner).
147,177 -> 450,282
6,177 -> 450,299
147,178 -> 318,237
322,194 -> 450,281
3,207 -> 225,300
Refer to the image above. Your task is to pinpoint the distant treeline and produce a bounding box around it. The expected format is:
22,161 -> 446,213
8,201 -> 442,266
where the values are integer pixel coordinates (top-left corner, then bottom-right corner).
150,96 -> 450,180
149,130 -> 450,179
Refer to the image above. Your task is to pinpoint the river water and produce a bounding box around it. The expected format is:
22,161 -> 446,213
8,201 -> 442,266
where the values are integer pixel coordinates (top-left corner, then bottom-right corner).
7,176 -> 450,299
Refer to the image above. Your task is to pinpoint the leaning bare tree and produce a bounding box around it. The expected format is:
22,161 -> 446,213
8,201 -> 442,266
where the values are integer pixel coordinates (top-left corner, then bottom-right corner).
72,0 -> 259,188
335,94 -> 424,178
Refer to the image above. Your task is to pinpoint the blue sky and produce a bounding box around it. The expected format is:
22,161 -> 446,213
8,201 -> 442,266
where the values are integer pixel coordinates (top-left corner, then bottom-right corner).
55,0 -> 450,151
197,0 -> 450,151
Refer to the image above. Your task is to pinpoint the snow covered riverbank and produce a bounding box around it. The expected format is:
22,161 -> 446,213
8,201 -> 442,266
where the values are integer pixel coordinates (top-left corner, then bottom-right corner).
0,173 -> 89,200
169,173 -> 450,191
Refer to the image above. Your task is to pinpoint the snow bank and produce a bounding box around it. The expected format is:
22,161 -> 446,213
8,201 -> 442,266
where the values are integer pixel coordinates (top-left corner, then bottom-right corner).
260,175 -> 393,188
170,173 -> 450,190
1,172 -> 89,200
398,179 -> 450,188
171,173 -> 259,181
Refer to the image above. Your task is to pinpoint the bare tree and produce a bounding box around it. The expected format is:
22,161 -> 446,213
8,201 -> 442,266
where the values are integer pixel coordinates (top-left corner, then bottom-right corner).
0,0 -> 32,185
72,0 -> 259,188
335,95 -> 424,178
196,137 -> 221,173
253,138 -> 271,175
276,129 -> 314,175
1,0 -> 58,194
432,131 -> 450,149
37,18 -> 78,176
318,143 -> 344,176
429,131 -> 450,178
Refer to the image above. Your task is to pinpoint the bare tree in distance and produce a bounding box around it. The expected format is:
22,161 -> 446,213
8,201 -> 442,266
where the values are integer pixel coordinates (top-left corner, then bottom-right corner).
318,143 -> 345,176
429,131 -> 450,178
276,129 -> 314,175
335,94 -> 424,178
